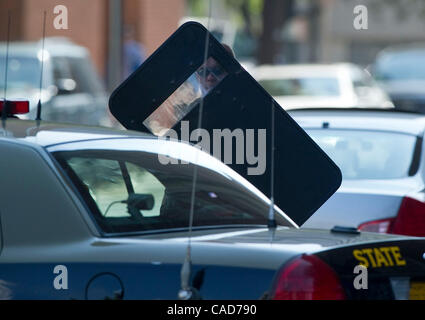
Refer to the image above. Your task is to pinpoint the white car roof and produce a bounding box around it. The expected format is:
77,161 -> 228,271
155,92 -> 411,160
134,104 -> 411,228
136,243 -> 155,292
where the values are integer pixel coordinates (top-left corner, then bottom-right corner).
0,37 -> 89,58
253,63 -> 356,80
289,109 -> 425,136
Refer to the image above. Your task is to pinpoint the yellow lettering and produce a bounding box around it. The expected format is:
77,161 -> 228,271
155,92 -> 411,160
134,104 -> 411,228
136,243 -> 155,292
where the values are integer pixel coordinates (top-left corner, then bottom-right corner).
353,249 -> 369,268
380,247 -> 394,266
363,249 -> 377,268
390,247 -> 406,266
374,248 -> 389,267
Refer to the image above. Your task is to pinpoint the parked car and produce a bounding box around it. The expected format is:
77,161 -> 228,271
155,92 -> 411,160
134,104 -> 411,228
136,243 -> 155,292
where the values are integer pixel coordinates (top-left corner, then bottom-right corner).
0,37 -> 111,126
372,43 -> 425,113
0,105 -> 424,300
253,63 -> 394,110
290,108 -> 425,237
1,21 -> 424,301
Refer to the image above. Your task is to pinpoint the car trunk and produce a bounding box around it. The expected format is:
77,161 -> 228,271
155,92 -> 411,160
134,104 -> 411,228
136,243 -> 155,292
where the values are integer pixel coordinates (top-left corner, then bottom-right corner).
315,238 -> 425,299
302,179 -> 421,229
181,228 -> 425,300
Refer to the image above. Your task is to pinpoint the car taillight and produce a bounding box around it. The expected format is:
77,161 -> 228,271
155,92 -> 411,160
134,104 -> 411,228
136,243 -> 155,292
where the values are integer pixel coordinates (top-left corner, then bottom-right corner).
270,254 -> 346,300
358,218 -> 394,233
357,196 -> 425,237
390,196 -> 425,237
0,100 -> 30,115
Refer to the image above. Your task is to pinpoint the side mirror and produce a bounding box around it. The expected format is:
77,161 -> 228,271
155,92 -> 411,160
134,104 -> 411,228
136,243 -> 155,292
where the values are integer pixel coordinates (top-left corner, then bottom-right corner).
127,193 -> 154,211
56,78 -> 76,95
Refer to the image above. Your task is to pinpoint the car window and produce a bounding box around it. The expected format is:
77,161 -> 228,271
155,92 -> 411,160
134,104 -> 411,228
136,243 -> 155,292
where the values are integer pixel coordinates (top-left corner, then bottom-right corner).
306,129 -> 417,179
0,56 -> 41,90
259,77 -> 340,97
52,56 -> 104,94
66,158 -> 165,218
53,149 -> 291,234
375,50 -> 425,81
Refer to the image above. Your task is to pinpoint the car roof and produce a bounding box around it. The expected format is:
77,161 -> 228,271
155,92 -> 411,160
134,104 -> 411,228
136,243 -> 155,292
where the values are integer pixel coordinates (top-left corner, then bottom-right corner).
253,63 -> 356,79
0,38 -> 89,58
288,109 -> 425,136
378,43 -> 425,55
2,118 -> 152,147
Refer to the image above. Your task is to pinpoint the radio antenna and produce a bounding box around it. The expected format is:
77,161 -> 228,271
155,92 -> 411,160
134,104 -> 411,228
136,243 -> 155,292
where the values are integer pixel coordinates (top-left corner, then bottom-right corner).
36,10 -> 47,122
1,11 -> 11,128
178,0 -> 212,301
268,98 -> 277,242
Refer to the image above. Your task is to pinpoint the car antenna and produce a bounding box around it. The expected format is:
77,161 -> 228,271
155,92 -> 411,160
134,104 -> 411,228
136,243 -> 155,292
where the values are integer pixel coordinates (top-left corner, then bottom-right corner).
268,98 -> 277,242
178,0 -> 212,301
1,11 -> 11,130
35,10 -> 47,123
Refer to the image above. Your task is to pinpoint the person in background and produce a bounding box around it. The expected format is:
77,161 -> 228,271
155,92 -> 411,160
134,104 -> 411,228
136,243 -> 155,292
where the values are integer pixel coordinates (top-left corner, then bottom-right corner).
196,43 -> 235,96
123,25 -> 146,79
144,43 -> 235,135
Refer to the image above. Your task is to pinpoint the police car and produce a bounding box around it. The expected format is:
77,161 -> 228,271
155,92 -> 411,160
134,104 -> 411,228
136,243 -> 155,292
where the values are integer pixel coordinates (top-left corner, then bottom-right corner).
0,23 -> 424,300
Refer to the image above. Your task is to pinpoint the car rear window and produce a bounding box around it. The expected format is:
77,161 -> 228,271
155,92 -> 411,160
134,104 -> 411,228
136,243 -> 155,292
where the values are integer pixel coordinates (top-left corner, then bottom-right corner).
375,50 -> 425,81
258,77 -> 340,97
53,149 -> 291,234
306,129 -> 418,180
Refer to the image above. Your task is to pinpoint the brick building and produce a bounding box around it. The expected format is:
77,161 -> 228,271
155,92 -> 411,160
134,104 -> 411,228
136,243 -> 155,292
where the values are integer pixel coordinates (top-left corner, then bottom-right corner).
0,0 -> 185,85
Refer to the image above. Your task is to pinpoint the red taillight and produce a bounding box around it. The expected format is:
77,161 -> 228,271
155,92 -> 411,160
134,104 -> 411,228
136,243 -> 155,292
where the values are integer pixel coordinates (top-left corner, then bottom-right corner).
357,196 -> 425,237
358,218 -> 394,233
271,254 -> 346,300
0,100 -> 30,115
391,196 -> 425,237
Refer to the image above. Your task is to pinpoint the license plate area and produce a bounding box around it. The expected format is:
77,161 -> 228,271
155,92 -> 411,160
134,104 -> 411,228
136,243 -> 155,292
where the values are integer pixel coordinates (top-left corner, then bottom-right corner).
409,281 -> 425,300
390,278 -> 425,300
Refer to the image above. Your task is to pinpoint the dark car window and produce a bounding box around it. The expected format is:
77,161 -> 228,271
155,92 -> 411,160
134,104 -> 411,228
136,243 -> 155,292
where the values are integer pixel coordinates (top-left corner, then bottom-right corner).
53,149 -> 291,234
307,129 -> 417,179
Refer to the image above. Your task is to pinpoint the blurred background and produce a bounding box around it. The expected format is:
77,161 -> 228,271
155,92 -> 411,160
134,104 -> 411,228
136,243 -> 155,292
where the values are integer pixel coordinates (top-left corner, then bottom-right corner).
2,0 -> 425,124
2,0 -> 425,90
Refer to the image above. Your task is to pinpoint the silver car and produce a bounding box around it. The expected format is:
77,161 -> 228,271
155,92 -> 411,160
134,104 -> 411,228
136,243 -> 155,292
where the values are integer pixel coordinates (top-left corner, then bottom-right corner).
291,109 -> 425,237
0,37 -> 111,127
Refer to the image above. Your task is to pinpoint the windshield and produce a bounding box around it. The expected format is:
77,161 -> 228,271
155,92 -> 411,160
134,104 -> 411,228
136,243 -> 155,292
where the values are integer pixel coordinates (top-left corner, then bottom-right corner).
0,56 -> 41,90
258,77 -> 340,97
52,145 -> 291,234
375,50 -> 425,81
306,129 -> 417,180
